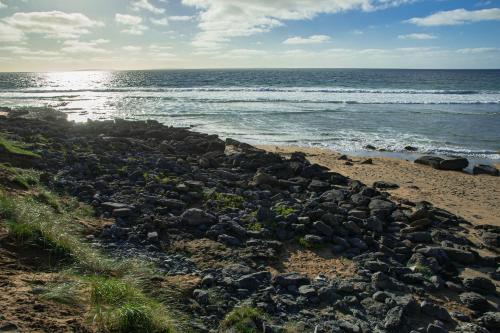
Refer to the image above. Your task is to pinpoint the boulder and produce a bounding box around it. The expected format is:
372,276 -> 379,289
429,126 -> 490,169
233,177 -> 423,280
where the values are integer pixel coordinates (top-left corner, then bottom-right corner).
415,155 -> 468,171
462,276 -> 496,295
459,292 -> 490,312
473,164 -> 499,176
373,181 -> 399,190
181,208 -> 215,226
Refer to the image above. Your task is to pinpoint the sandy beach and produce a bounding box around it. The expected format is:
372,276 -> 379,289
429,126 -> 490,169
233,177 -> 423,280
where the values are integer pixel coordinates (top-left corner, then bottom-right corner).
259,145 -> 500,226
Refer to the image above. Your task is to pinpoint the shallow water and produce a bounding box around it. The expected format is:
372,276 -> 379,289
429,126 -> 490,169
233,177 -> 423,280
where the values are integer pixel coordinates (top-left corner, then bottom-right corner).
1,69 -> 499,160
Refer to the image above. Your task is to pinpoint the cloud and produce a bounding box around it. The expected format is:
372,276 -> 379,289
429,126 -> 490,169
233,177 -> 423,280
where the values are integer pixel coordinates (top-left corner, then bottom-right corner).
456,47 -> 500,54
406,8 -> 500,26
283,34 -> 331,45
0,22 -> 24,42
150,17 -> 169,26
0,46 -> 60,56
0,1 -> 6,9
215,48 -> 268,59
123,45 -> 142,52
130,0 -> 165,14
351,29 -> 364,35
2,11 -> 104,39
61,39 -> 110,54
182,0 -> 416,48
115,13 -> 148,35
398,33 -> 436,40
169,15 -> 194,21
149,44 -> 172,51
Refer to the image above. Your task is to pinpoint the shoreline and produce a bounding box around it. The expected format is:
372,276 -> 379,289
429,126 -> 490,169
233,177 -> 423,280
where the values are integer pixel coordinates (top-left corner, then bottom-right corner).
258,144 -> 500,226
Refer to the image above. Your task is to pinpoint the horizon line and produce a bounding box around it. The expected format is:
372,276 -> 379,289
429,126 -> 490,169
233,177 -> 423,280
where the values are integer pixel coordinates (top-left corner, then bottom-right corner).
1,67 -> 500,73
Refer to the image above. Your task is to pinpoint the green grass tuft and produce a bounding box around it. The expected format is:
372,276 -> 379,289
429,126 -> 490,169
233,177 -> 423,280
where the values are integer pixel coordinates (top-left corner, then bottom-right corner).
273,204 -> 295,217
219,307 -> 266,333
206,192 -> 245,211
90,276 -> 174,333
0,136 -> 40,158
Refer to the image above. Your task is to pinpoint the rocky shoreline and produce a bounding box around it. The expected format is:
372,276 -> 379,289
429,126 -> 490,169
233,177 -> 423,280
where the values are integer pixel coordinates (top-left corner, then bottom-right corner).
1,108 -> 499,333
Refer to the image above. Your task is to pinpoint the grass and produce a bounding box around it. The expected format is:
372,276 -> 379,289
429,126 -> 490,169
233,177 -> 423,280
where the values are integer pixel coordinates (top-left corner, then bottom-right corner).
34,189 -> 61,212
219,307 -> 266,333
272,204 -> 295,217
0,187 -> 179,332
0,136 -> 40,158
89,276 -> 174,333
0,163 -> 39,189
247,222 -> 263,232
297,236 -> 323,250
409,263 -> 433,278
206,192 -> 245,211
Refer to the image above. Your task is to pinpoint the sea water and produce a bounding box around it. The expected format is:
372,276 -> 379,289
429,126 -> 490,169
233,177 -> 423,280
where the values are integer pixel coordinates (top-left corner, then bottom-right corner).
0,69 -> 499,160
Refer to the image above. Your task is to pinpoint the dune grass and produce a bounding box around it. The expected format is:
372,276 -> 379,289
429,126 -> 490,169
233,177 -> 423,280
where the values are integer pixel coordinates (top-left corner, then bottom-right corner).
0,186 -> 178,333
0,136 -> 40,158
219,307 -> 266,333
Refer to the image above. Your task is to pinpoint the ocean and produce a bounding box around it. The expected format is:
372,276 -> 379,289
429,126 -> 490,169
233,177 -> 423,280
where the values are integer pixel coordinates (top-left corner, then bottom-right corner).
1,69 -> 499,160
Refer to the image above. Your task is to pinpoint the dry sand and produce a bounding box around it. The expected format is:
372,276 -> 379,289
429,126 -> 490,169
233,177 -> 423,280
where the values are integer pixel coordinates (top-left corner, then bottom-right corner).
258,145 -> 500,226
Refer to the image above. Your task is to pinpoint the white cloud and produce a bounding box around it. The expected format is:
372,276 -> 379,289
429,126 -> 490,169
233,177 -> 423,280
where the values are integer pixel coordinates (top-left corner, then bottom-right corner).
283,34 -> 331,45
123,45 -> 142,52
150,17 -> 169,26
215,48 -> 268,59
131,0 -> 165,14
0,46 -> 60,56
169,15 -> 194,21
351,29 -> 364,35
456,47 -> 500,54
0,1 -> 6,9
0,22 -> 24,42
398,33 -> 436,40
406,8 -> 500,26
2,11 -> 104,39
61,39 -> 110,54
182,0 -> 415,48
149,44 -> 172,51
115,13 -> 148,35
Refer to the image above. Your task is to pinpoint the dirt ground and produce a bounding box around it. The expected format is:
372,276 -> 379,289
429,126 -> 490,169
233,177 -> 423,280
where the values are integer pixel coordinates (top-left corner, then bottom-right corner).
0,227 -> 91,333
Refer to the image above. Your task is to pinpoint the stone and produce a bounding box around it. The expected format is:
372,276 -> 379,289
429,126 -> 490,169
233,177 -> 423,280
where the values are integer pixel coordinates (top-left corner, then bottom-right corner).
313,221 -> 334,237
439,157 -> 469,171
147,231 -> 158,241
360,158 -> 373,165
427,324 -> 446,333
273,273 -> 309,287
462,276 -> 496,295
373,291 -> 391,302
472,164 -> 499,176
373,181 -> 399,190
345,220 -> 362,234
415,155 -> 443,169
298,285 -> 316,298
405,146 -> 418,151
459,292 -> 490,313
299,234 -> 320,245
181,208 -> 214,226
421,301 -> 452,322
407,231 -> 432,243
477,312 -> 500,331
442,247 -> 475,264
308,179 -> 330,192
217,234 -> 242,246
384,306 -> 404,331
112,208 -> 133,217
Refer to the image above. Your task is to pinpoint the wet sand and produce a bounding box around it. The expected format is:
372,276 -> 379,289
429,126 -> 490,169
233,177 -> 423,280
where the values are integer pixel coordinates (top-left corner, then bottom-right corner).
258,145 -> 500,226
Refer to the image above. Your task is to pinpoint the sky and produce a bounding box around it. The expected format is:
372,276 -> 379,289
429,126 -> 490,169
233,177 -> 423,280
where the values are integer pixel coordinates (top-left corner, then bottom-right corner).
0,0 -> 499,71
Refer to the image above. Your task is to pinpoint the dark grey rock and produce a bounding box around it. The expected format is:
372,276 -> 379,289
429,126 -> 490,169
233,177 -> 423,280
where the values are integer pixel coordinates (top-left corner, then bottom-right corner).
459,292 -> 490,313
473,164 -> 499,176
181,208 -> 215,226
462,276 -> 496,296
